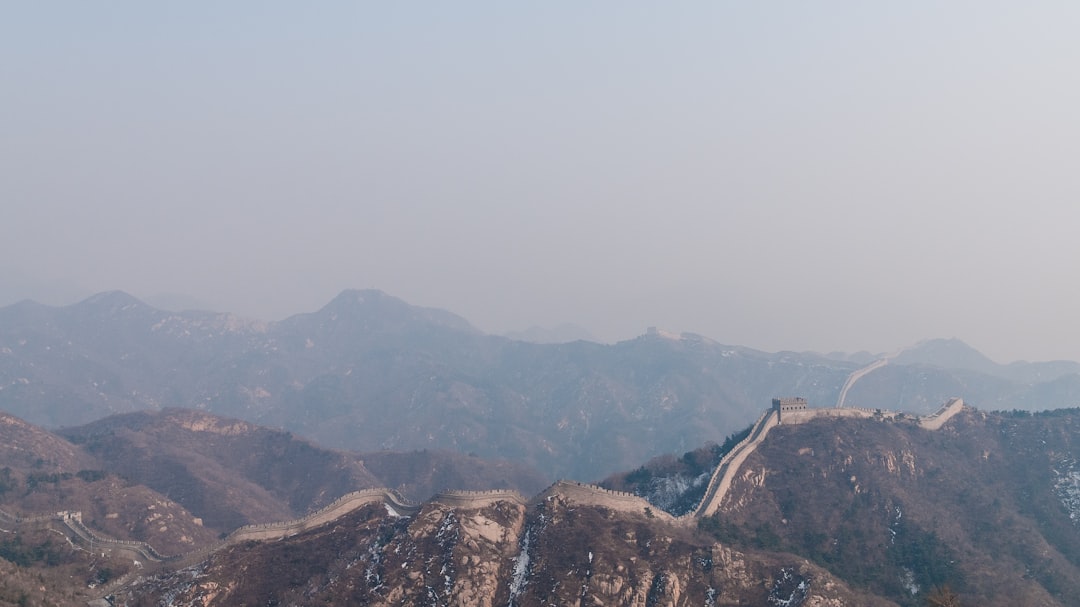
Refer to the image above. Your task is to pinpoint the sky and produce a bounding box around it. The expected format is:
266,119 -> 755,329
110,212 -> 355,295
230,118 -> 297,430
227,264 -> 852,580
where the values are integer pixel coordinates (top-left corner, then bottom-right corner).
3,3 -> 1080,363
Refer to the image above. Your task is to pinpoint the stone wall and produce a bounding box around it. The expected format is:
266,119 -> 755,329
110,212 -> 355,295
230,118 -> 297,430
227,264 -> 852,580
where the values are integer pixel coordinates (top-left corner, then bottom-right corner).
538,481 -> 677,522
12,395 -> 971,590
432,489 -> 526,509
692,409 -> 779,518
918,397 -> 964,430
225,488 -> 421,544
692,397 -> 964,519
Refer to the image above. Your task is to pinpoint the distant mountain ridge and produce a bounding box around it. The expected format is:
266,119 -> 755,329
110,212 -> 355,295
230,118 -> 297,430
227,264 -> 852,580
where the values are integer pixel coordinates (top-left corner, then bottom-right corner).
504,323 -> 597,344
896,337 -> 1080,384
2,289 -> 1080,482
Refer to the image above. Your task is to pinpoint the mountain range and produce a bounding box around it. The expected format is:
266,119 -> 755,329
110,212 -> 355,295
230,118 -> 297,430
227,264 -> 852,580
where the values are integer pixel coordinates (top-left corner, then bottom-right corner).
4,404 -> 1080,606
2,289 -> 1080,483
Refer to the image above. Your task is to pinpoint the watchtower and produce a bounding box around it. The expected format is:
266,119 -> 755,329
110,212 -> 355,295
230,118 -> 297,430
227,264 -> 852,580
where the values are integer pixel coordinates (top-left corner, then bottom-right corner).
773,397 -> 808,423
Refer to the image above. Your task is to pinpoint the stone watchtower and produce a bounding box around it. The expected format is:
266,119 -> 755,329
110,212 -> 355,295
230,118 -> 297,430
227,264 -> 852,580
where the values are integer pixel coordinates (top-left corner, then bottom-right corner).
773,397 -> 808,423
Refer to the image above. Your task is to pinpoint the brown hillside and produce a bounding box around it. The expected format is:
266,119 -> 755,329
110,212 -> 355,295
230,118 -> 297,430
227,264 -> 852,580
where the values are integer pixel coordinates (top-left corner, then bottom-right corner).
119,496 -> 893,606
703,408 -> 1080,606
60,409 -> 383,533
360,449 -> 550,501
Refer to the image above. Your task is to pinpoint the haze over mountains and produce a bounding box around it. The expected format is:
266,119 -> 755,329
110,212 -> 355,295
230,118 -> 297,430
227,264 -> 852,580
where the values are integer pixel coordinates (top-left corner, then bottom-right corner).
3,291 -> 1080,605
2,289 -> 1080,484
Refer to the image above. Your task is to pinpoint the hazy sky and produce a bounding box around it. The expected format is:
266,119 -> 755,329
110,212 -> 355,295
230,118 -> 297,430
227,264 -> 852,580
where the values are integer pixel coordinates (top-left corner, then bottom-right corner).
3,3 -> 1080,363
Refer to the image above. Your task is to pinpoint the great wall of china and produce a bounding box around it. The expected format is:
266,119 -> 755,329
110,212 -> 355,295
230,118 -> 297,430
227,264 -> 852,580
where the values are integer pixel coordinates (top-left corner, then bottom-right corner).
689,396 -> 966,517
2,396 -> 968,599
691,408 -> 780,518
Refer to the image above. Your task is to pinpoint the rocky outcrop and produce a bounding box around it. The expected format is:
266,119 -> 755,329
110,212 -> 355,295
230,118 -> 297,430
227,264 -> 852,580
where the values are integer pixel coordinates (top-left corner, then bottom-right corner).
119,492 -> 893,607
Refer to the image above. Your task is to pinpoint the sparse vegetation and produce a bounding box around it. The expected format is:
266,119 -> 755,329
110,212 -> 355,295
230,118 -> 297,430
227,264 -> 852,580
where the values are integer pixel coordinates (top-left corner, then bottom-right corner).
925,585 -> 961,607
0,536 -> 65,568
23,472 -> 72,492
75,469 -> 107,483
603,424 -> 755,516
0,467 -> 16,494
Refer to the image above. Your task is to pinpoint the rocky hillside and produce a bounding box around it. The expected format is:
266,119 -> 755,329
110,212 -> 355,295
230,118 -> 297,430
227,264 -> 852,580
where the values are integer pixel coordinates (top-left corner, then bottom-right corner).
118,494 -> 892,607
5,290 -> 1078,482
0,411 -> 217,556
115,408 -> 1080,607
695,408 -> 1080,606
58,409 -> 383,532
5,406 -> 1080,605
1,409 -> 546,555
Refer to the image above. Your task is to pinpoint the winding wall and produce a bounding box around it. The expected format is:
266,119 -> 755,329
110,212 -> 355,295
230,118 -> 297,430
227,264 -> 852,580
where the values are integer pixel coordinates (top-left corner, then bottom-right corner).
5,396 -> 971,591
835,358 -> 889,408
691,409 -> 779,518
918,397 -> 964,430
432,489 -> 526,510
3,484 -> 535,575
535,480 -> 677,522
691,397 -> 966,519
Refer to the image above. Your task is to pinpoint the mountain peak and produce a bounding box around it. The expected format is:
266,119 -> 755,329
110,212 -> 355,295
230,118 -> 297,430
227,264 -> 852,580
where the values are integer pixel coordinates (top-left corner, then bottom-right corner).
76,290 -> 152,312
325,288 -> 392,307
895,338 -> 1000,374
312,289 -> 477,333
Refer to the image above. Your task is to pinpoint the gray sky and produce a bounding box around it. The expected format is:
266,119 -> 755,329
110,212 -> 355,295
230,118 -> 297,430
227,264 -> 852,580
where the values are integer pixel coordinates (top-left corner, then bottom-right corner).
3,3 -> 1080,363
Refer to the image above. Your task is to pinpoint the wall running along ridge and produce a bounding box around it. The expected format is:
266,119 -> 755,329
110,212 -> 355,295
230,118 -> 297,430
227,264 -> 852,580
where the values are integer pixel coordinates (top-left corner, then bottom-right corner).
690,398 -> 965,518
1,397 -> 967,596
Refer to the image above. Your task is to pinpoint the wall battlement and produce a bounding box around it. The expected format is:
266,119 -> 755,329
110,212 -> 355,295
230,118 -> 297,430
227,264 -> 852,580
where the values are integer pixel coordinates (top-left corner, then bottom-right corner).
432,489 -> 526,509
536,480 -> 677,521
773,397 -> 808,423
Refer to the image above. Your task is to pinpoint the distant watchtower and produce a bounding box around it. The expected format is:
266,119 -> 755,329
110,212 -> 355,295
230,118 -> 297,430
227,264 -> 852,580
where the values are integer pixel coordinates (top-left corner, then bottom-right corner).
773,397 -> 808,423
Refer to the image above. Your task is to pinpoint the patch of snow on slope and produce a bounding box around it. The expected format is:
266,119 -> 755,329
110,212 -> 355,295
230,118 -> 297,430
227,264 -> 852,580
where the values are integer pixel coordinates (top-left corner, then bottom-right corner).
1054,457 -> 1080,523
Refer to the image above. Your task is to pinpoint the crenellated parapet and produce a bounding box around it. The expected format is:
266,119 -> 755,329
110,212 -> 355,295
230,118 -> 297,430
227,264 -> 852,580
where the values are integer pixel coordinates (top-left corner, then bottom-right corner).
0,507 -> 58,525
57,511 -> 168,562
6,486 -> 427,575
780,407 -> 885,425
534,480 -> 677,521
431,489 -> 526,509
772,397 -> 807,422
225,488 -> 422,544
918,397 -> 964,430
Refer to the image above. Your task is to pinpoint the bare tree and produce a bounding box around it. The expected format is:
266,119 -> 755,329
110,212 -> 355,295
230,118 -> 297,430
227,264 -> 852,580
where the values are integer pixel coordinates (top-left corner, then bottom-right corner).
926,585 -> 961,607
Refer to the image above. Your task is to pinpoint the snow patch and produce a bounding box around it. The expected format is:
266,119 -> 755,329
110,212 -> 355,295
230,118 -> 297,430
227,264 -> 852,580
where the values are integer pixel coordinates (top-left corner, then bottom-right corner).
1054,458 -> 1080,523
768,568 -> 810,607
507,528 -> 532,605
900,568 -> 920,595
